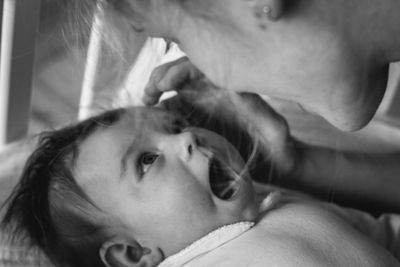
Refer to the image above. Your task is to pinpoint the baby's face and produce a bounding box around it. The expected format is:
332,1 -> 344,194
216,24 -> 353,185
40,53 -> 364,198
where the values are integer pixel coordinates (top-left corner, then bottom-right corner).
74,107 -> 258,256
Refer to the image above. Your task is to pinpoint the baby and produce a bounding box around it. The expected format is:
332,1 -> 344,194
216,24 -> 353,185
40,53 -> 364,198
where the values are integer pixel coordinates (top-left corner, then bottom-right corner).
1,102 -> 400,266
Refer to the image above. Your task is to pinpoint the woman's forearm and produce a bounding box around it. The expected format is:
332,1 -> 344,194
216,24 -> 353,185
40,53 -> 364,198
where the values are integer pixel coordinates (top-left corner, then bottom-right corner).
225,92 -> 400,213
289,142 -> 400,213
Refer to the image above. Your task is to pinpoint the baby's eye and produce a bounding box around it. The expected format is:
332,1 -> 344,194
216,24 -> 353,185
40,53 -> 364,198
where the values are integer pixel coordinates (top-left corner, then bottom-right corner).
138,153 -> 159,175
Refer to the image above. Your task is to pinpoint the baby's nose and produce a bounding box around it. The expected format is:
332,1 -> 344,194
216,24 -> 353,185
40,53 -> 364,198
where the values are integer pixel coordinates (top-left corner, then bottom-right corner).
174,131 -> 196,160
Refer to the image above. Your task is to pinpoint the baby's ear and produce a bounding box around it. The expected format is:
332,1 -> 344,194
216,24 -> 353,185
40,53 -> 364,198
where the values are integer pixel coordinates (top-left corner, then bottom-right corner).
99,239 -> 163,267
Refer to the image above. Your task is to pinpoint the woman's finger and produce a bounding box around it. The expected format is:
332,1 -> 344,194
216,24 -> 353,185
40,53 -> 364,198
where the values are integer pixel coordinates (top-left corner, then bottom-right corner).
143,63 -> 172,105
157,61 -> 192,92
143,57 -> 193,105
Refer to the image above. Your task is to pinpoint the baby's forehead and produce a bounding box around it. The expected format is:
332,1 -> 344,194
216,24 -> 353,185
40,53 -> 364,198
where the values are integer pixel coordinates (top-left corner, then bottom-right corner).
119,107 -> 183,130
74,107 -> 182,171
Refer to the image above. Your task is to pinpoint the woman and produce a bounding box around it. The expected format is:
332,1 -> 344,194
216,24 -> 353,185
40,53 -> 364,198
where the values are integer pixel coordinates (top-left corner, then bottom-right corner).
54,0 -> 400,211
61,0 -> 399,130
133,0 -> 400,213
132,0 -> 399,131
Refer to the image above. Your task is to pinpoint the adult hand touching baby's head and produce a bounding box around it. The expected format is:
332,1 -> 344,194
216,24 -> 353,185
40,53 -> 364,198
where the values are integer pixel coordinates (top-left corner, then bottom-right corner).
231,92 -> 299,176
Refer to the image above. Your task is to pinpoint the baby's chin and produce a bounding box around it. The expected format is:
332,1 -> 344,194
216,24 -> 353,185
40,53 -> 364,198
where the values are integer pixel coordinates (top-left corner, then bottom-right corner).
238,181 -> 259,221
215,174 -> 259,223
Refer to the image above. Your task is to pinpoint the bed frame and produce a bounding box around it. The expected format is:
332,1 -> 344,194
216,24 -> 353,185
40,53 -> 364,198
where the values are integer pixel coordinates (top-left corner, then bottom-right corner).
0,0 -> 41,147
0,0 -> 105,149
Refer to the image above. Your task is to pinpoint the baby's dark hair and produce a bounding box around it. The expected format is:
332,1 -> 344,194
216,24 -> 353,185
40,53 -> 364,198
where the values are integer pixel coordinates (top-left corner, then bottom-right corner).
1,108 -> 125,267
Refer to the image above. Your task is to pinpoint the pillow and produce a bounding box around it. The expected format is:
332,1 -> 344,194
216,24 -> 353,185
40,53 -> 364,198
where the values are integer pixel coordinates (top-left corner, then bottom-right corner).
0,140 -> 54,266
0,232 -> 53,267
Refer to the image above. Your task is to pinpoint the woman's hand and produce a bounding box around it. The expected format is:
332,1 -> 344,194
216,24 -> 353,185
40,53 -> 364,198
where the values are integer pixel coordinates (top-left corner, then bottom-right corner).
230,92 -> 299,175
143,57 -> 204,106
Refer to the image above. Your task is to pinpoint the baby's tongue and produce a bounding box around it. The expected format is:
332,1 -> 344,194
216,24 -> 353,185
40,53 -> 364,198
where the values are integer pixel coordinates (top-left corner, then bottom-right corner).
209,157 -> 239,200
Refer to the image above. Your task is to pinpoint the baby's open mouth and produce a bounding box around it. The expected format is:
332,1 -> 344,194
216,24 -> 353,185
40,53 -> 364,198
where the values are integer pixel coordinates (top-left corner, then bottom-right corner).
209,156 -> 240,200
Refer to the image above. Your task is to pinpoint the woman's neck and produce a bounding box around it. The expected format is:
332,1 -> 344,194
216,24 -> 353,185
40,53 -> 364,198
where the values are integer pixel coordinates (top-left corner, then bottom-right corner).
370,0 -> 400,63
310,0 -> 400,64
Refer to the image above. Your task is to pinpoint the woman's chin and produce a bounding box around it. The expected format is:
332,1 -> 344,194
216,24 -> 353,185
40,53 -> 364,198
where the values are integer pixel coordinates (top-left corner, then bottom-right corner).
319,97 -> 381,131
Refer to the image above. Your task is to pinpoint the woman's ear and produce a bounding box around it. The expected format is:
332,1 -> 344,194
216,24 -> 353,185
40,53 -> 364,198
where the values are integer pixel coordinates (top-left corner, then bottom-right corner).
99,239 -> 163,267
245,0 -> 284,21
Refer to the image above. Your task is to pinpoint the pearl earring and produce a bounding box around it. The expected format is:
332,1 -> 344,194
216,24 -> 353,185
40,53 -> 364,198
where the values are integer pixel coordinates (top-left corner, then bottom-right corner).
263,6 -> 271,14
